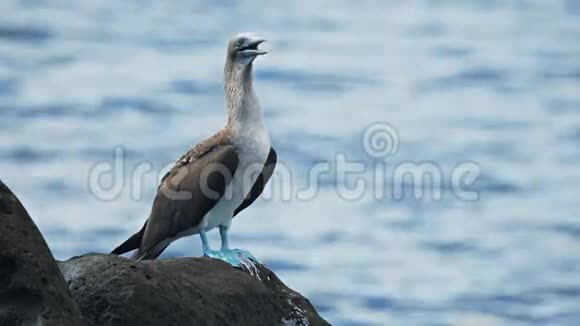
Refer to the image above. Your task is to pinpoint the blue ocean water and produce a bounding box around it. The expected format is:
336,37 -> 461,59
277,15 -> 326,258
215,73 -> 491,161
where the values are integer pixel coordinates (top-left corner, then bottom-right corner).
1,1 -> 580,325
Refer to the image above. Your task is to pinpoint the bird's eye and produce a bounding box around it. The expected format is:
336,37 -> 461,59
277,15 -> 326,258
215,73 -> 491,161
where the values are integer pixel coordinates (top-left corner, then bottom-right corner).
236,39 -> 245,48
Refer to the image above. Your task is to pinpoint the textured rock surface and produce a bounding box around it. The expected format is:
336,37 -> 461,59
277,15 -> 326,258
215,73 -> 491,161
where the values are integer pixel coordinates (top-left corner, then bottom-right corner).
59,254 -> 329,326
0,180 -> 84,326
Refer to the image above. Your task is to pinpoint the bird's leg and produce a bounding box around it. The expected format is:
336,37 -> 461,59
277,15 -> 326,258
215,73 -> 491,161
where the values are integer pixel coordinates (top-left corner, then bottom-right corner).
218,224 -> 258,266
219,224 -> 230,251
200,230 -> 219,257
200,230 -> 210,252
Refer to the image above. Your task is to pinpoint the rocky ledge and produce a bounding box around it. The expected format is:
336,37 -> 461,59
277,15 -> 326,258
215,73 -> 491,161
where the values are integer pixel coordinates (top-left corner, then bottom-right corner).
0,179 -> 329,326
59,254 -> 327,326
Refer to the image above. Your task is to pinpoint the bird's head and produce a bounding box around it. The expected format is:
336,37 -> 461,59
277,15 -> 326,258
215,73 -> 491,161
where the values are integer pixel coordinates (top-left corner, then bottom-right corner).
227,33 -> 268,66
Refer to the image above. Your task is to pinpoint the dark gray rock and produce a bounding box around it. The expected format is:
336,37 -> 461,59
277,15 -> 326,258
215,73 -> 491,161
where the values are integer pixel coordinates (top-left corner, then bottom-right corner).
58,254 -> 329,326
0,180 -> 84,326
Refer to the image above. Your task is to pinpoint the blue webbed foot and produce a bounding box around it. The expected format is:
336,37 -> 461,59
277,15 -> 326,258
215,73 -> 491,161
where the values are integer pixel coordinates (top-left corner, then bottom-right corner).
200,227 -> 258,268
203,248 -> 258,267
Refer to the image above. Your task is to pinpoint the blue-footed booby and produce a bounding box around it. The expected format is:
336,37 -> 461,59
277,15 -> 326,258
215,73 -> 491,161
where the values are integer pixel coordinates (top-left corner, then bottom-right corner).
112,33 -> 277,266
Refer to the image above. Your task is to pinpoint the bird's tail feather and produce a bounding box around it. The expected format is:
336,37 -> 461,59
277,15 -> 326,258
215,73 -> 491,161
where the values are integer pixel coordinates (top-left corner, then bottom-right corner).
132,241 -> 170,261
111,222 -> 147,256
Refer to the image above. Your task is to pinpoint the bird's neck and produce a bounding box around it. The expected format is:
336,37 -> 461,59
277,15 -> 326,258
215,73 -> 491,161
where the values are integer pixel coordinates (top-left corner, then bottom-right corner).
224,62 -> 264,131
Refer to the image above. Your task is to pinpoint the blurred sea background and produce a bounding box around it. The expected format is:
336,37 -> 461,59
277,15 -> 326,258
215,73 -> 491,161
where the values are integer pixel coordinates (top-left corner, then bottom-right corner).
1,0 -> 580,325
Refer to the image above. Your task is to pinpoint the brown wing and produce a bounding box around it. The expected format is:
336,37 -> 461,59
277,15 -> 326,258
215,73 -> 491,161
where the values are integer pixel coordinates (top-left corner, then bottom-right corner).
111,130 -> 237,258
234,147 -> 277,216
112,143 -> 239,260
111,147 -> 216,257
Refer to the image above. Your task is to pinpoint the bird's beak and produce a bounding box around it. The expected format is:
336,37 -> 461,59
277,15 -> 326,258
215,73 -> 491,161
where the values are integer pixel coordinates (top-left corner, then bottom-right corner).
239,38 -> 268,56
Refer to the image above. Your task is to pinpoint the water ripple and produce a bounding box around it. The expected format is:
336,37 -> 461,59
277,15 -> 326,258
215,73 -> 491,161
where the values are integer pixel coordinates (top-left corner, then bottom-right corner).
256,68 -> 379,93
169,79 -> 221,95
98,96 -> 176,115
421,240 -> 498,257
0,24 -> 52,43
0,79 -> 19,96
417,67 -> 511,93
1,146 -> 60,163
263,259 -> 308,272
